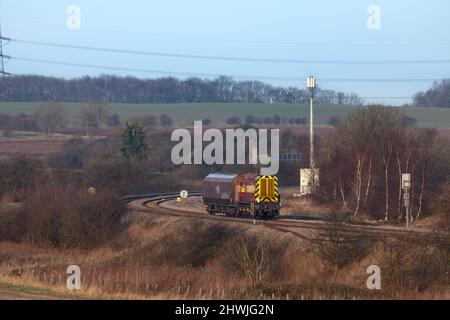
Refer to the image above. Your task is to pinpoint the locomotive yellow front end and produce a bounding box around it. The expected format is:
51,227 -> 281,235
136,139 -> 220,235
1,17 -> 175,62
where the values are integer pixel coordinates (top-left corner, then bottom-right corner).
254,175 -> 280,218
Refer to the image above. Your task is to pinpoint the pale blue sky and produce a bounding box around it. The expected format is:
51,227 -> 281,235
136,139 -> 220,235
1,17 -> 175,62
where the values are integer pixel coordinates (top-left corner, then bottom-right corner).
1,0 -> 449,104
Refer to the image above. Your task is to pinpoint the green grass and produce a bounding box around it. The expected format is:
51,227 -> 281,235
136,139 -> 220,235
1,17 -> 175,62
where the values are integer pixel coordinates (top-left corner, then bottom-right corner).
0,282 -> 111,300
0,102 -> 449,128
0,282 -> 54,295
0,130 -> 44,139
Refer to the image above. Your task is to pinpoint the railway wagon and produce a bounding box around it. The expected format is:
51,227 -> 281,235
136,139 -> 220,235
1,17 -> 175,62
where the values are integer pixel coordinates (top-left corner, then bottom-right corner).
202,173 -> 280,219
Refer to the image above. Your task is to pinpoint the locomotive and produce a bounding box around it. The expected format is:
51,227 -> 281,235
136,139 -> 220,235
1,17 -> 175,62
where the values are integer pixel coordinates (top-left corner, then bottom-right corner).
202,173 -> 280,219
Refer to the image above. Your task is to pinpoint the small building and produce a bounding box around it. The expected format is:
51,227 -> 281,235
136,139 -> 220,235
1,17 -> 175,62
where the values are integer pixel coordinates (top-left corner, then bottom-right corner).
299,168 -> 319,195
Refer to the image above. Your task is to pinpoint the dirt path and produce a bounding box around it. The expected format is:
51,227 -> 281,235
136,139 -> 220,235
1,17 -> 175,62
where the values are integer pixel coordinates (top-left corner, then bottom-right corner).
0,283 -> 72,300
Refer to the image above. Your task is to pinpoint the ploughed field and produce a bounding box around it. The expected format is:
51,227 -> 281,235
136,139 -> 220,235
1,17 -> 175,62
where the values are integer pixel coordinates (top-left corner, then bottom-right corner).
0,138 -> 69,155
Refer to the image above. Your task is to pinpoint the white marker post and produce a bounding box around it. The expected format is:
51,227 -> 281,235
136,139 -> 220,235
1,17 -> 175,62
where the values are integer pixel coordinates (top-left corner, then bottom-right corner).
402,173 -> 412,228
180,190 -> 189,199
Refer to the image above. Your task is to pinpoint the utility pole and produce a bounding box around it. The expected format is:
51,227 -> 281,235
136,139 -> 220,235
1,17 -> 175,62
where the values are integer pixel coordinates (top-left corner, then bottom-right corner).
307,76 -> 316,169
307,76 -> 316,185
0,21 -> 11,77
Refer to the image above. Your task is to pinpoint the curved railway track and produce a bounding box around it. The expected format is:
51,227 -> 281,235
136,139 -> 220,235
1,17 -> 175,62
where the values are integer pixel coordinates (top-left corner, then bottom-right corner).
124,192 -> 449,246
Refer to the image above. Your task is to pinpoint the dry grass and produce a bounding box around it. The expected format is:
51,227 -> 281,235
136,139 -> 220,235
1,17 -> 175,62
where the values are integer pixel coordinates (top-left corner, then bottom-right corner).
279,188 -> 333,217
0,209 -> 449,300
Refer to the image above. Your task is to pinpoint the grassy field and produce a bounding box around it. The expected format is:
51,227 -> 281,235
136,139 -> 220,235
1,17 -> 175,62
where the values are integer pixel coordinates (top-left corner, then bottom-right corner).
0,102 -> 449,128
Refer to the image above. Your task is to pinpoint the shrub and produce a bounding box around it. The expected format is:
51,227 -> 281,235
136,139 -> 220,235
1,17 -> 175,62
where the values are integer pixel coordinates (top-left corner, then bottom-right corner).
272,115 -> 281,125
203,118 -> 212,126
0,156 -> 46,200
434,183 -> 450,230
143,115 -> 158,127
226,116 -> 241,125
0,205 -> 26,242
160,114 -> 174,128
374,238 -> 444,293
23,186 -> 125,248
245,115 -> 258,124
327,116 -> 340,126
225,235 -> 284,289
47,138 -> 102,169
263,117 -> 273,124
312,214 -> 372,273
2,122 -> 14,137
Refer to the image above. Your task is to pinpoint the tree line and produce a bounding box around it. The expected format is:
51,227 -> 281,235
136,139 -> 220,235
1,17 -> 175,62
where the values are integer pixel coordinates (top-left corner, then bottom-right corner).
412,79 -> 450,108
0,75 -> 364,105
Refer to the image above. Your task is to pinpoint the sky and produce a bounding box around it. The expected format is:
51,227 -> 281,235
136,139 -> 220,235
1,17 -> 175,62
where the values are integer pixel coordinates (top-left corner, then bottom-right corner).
1,0 -> 449,105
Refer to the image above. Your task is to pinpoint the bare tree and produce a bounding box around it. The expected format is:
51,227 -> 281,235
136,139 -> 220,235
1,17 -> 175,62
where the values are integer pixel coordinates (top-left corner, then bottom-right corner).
313,215 -> 370,275
34,102 -> 66,135
79,103 -> 111,136
226,236 -> 272,289
319,105 -> 448,221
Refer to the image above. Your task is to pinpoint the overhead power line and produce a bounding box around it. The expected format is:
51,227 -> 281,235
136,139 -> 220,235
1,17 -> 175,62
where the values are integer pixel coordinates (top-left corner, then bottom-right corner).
9,56 -> 443,84
2,16 -> 450,48
9,38 -> 450,65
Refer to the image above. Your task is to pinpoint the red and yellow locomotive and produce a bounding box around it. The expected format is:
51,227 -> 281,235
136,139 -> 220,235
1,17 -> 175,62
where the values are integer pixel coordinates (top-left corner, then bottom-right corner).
202,173 -> 280,219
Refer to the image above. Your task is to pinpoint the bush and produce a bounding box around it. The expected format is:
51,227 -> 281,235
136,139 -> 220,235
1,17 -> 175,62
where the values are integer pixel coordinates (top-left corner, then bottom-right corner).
107,113 -> 121,127
83,156 -> 183,194
374,239 -> 445,293
143,115 -> 158,127
0,156 -> 46,200
296,117 -> 307,126
7,113 -> 39,131
263,117 -> 273,124
160,114 -> 174,128
434,183 -> 450,230
312,216 -> 371,273
23,186 -> 125,248
203,118 -> 212,126
225,235 -> 284,288
226,116 -> 241,125
245,115 -> 258,124
0,205 -> 26,242
327,116 -> 340,126
2,124 -> 14,137
272,115 -> 281,125
84,158 -> 135,192
47,138 -> 101,169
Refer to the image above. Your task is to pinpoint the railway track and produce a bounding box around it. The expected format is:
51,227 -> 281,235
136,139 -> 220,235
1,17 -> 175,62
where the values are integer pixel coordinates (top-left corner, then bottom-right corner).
124,192 -> 449,246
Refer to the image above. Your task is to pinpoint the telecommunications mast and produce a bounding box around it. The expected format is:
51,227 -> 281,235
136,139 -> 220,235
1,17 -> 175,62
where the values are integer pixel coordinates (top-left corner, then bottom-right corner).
299,76 -> 319,195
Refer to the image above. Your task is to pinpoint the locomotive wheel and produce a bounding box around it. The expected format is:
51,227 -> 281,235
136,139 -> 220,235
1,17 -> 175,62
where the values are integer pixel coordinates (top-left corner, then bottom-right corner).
206,206 -> 215,215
